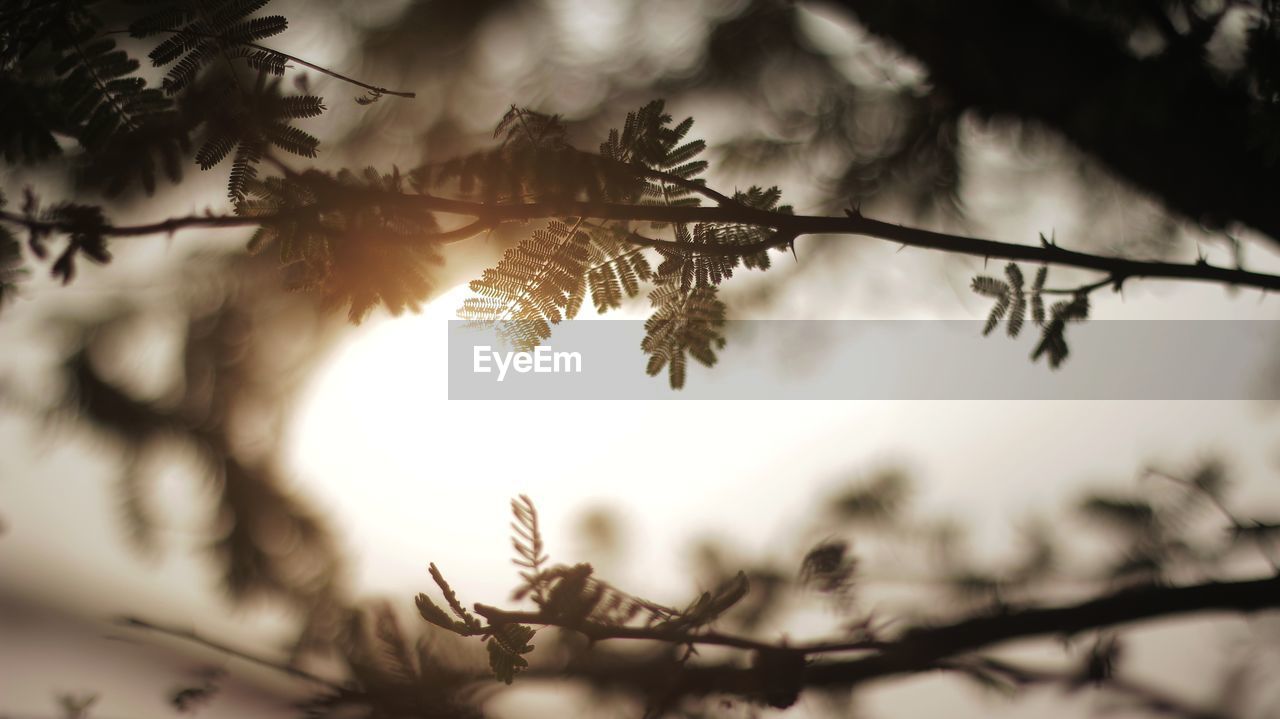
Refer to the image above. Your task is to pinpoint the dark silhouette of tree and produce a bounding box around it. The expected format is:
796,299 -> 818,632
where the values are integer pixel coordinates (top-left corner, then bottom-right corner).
6,1 -> 1280,384
3,1 -> 1280,717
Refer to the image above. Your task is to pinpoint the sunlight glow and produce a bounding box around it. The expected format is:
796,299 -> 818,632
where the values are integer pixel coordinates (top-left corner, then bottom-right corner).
285,287 -> 1280,612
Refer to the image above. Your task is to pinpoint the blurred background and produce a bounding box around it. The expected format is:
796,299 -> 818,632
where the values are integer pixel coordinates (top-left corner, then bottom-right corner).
3,0 -> 1280,717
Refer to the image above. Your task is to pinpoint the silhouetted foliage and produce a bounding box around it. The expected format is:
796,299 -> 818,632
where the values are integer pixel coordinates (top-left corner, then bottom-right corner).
7,1 -> 1280,388
5,2 -> 1280,718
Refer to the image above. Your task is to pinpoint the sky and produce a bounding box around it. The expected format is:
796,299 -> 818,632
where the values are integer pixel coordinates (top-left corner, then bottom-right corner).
4,1 -> 1280,717
6,278 -> 1280,718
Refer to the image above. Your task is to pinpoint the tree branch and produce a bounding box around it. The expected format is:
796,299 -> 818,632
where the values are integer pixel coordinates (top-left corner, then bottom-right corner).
802,575 -> 1280,688
471,603 -> 882,655
948,656 -> 1231,719
7,196 -> 1280,294
115,616 -> 345,692
117,576 -> 1280,710
546,575 -> 1279,704
240,40 -> 415,99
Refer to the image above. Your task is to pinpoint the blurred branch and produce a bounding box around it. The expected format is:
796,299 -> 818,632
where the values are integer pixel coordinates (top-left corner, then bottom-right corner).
116,616 -> 345,692
1145,467 -> 1280,572
533,574 -> 1280,705
800,575 -> 1280,688
948,656 -> 1232,719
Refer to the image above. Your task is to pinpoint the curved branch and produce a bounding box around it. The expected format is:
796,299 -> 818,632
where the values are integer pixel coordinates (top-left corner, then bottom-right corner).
7,197 -> 1280,294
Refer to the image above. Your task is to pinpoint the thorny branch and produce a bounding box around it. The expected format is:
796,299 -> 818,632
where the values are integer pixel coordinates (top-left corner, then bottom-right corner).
5,190 -> 1280,294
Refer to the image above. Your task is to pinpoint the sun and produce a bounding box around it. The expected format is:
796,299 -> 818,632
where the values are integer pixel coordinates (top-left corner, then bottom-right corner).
281,283 -> 872,601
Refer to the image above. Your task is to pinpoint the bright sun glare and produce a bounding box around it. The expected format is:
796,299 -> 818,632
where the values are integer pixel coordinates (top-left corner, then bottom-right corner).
284,284 -> 881,603
284,285 -> 1280,614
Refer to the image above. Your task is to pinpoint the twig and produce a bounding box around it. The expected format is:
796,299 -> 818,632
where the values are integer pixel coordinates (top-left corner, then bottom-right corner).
1040,274 -> 1122,296
238,40 -> 415,99
105,29 -> 415,99
1145,468 -> 1280,572
471,603 -> 883,655
115,616 -> 345,692
637,165 -> 740,207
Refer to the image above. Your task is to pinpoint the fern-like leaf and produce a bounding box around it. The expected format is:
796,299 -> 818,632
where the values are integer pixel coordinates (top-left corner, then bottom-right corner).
642,282 -> 727,390
510,495 -> 550,604
42,203 -> 111,284
971,275 -> 1010,335
485,623 -> 536,684
1032,293 -> 1090,368
659,571 -> 750,631
1031,266 -> 1048,326
599,99 -> 710,210
187,73 -> 322,201
1005,263 -> 1026,337
237,168 -> 441,321
132,0 -> 283,94
45,9 -> 178,174
459,219 -> 592,350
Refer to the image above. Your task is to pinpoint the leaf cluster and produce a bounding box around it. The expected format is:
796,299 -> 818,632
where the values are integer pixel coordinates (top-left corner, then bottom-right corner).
129,0 -> 291,93
641,283 -> 727,390
454,103 -> 791,389
1074,460 -> 1280,582
0,0 -> 334,199
459,219 -> 654,349
191,73 -> 323,201
0,1 -> 189,194
238,167 -> 441,321
971,261 -> 1092,368
599,99 -> 708,207
332,601 -> 482,718
418,497 -> 755,686
415,563 -> 536,685
13,192 -> 112,284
